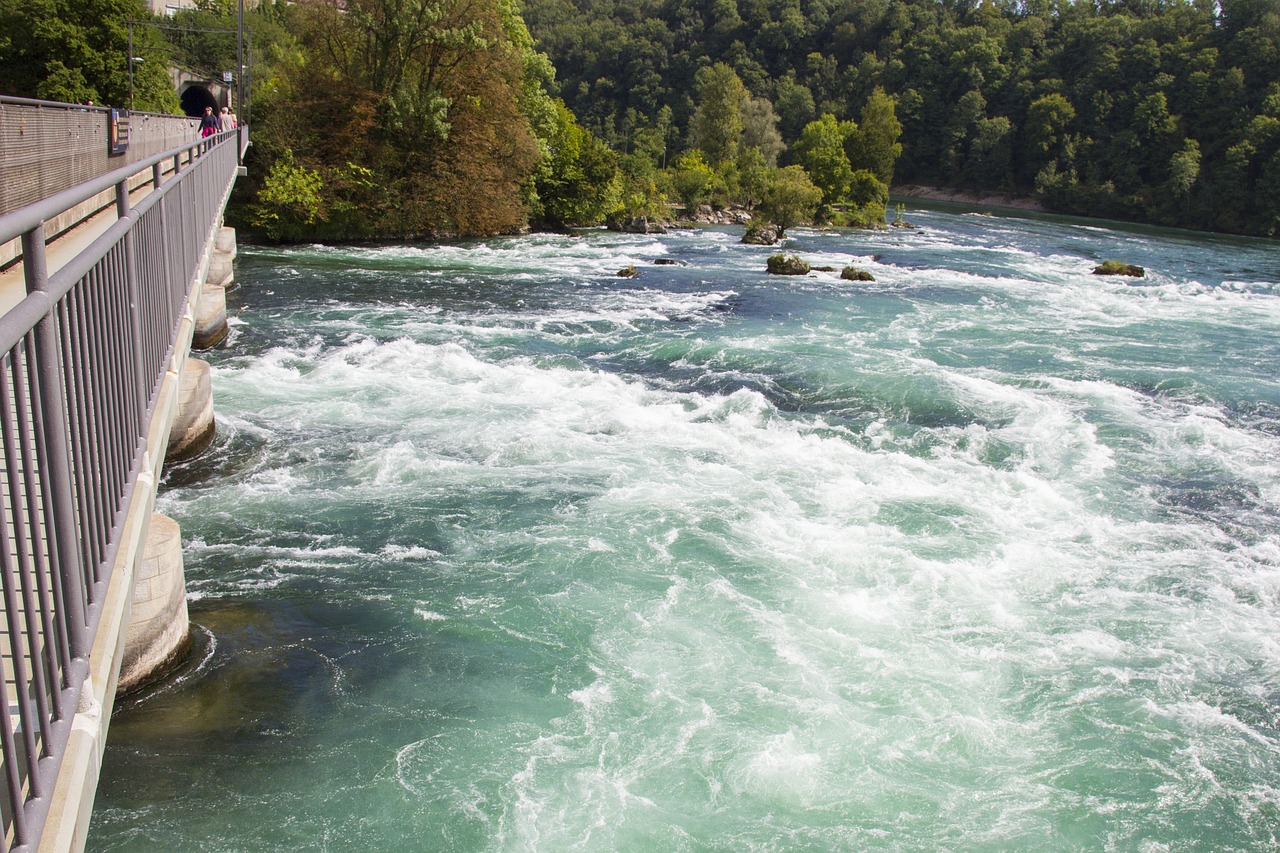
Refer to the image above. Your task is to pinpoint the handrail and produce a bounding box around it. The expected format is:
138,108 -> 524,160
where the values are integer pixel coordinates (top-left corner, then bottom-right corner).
0,95 -> 108,113
0,125 -> 241,853
0,93 -> 198,122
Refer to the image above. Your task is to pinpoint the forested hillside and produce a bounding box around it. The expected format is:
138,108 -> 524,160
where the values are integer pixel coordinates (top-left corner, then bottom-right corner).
5,0 -> 1276,238
523,0 -> 1280,236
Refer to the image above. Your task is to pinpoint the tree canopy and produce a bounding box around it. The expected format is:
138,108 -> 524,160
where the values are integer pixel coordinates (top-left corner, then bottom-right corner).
522,0 -> 1280,236
0,0 -> 178,110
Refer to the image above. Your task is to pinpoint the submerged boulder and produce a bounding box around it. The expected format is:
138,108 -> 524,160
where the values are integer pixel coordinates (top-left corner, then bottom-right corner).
766,253 -> 810,275
1093,260 -> 1145,277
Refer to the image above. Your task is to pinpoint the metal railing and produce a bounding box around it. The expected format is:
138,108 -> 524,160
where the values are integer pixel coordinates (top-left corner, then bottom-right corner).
0,96 -> 203,218
0,125 -> 240,852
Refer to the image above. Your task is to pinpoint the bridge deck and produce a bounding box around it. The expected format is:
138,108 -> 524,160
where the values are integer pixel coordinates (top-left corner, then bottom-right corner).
0,170 -> 175,314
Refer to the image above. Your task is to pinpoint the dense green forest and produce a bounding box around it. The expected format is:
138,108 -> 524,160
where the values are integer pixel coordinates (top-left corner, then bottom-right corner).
0,0 -> 180,111
3,0 -> 1278,237
0,0 -> 614,239
521,0 -> 1280,236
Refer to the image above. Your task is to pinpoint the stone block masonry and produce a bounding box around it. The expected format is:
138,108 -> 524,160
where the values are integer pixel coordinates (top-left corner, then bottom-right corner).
116,515 -> 191,694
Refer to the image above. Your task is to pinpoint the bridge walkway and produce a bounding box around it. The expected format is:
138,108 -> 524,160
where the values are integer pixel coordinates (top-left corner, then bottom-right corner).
0,106 -> 243,852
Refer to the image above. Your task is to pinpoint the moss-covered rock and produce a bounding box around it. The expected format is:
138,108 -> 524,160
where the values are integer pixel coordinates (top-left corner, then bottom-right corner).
617,265 -> 638,278
1093,260 -> 1145,277
743,220 -> 781,245
766,253 -> 810,275
841,266 -> 876,281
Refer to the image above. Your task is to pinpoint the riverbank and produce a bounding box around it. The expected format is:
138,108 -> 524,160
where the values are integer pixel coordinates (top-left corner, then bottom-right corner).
892,183 -> 1046,212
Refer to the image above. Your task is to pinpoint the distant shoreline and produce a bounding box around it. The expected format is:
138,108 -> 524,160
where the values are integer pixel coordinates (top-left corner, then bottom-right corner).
891,184 -> 1046,213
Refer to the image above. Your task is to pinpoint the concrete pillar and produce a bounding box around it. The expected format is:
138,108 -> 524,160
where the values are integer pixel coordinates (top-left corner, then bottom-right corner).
167,357 -> 215,462
194,225 -> 236,349
117,514 -> 190,695
193,283 -> 228,349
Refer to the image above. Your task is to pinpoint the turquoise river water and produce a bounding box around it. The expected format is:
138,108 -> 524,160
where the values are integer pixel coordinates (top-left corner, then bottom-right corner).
89,208 -> 1280,851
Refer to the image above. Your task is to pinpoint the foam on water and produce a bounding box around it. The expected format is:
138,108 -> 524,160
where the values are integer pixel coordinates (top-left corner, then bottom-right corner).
93,214 -> 1280,851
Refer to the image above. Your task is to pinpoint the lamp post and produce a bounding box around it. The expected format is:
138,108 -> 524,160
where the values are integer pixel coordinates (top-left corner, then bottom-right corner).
129,57 -> 145,111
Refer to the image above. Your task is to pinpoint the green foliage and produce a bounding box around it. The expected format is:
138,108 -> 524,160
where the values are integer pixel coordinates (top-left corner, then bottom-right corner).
846,89 -> 903,185
35,62 -> 97,105
249,150 -> 324,241
742,97 -> 786,167
758,165 -> 822,232
166,7 -> 238,80
11,0 -> 1278,238
521,0 -> 1280,235
531,101 -> 621,228
1166,138 -> 1201,198
690,63 -> 748,167
0,0 -> 179,112
671,150 -> 716,211
736,146 -> 772,208
794,113 -> 856,206
235,0 -> 546,239
838,169 -> 890,228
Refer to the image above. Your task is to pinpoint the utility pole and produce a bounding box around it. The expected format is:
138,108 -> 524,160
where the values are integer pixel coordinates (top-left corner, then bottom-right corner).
246,33 -> 253,126
237,0 -> 244,116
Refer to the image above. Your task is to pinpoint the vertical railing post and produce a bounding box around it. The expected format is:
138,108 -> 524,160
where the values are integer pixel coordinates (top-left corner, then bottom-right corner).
22,224 -> 89,660
117,177 -> 149,420
115,178 -> 128,220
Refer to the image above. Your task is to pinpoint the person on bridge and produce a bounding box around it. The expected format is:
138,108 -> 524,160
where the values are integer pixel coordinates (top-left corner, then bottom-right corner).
199,106 -> 219,151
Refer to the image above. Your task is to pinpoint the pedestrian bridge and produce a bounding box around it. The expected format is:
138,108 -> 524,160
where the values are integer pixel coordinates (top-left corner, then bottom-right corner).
0,96 -> 245,852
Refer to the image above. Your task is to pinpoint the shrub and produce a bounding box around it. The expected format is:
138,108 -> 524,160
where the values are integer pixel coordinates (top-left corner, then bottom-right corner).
250,150 -> 325,241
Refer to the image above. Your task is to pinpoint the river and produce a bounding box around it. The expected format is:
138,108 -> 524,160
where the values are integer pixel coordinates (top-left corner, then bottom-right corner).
89,207 -> 1280,851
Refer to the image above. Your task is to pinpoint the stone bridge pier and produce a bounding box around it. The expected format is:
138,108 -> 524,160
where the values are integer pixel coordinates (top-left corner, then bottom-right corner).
116,226 -> 234,696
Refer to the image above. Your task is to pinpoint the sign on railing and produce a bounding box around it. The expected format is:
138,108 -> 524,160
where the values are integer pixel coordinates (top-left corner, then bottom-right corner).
108,109 -> 130,156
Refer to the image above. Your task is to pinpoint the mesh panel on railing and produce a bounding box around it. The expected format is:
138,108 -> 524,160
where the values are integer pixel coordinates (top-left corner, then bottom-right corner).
0,104 -> 200,218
